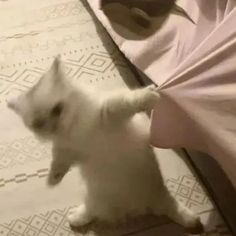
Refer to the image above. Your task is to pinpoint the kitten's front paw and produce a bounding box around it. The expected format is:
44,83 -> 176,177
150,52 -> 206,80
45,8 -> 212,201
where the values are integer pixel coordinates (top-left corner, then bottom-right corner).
47,172 -> 65,186
140,84 -> 160,110
67,204 -> 93,227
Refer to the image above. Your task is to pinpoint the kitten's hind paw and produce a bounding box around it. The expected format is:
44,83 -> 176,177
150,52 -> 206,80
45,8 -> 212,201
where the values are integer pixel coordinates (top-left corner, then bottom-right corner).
186,217 -> 204,235
67,204 -> 93,227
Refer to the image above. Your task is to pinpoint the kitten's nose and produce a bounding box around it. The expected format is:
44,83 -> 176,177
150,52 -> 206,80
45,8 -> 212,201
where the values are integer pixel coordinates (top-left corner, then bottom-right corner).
32,119 -> 45,129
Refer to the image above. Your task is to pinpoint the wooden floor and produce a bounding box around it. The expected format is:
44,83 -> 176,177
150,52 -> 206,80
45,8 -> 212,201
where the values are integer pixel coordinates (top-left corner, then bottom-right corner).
72,220 -> 231,236
185,150 -> 236,235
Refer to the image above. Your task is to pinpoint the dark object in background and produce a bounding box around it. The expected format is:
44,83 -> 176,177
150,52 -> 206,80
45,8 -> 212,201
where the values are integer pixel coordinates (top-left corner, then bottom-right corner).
185,150 -> 236,235
99,0 -> 195,27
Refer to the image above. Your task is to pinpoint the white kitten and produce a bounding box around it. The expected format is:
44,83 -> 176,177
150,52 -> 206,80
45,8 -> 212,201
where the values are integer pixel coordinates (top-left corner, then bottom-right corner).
8,56 -> 203,234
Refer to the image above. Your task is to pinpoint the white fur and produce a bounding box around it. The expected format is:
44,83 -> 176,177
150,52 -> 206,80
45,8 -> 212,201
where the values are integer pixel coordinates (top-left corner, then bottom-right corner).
8,57 -> 203,234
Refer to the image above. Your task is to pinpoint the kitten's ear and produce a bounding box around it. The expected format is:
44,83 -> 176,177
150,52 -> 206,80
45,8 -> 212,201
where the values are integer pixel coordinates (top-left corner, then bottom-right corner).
48,55 -> 65,82
52,55 -> 61,72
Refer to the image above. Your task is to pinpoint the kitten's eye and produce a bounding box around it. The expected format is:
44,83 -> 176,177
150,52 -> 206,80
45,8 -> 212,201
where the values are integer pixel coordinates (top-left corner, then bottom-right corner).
51,102 -> 63,117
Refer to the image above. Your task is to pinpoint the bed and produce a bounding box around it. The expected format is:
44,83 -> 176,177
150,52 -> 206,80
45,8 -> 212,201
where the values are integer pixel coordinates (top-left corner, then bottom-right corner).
0,0 -> 234,235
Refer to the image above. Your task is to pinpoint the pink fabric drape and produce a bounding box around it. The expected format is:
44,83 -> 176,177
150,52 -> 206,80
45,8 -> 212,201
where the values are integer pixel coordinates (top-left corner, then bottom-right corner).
152,2 -> 236,188
87,0 -> 236,187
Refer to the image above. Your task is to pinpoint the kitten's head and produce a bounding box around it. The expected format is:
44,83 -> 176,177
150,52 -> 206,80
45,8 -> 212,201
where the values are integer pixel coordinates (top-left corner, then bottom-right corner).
8,56 -> 71,139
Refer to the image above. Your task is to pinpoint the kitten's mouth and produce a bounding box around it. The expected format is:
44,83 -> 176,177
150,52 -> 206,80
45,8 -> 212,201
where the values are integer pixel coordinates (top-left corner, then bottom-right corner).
30,115 -> 62,139
32,119 -> 45,130
34,130 -> 53,141
31,125 -> 57,140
